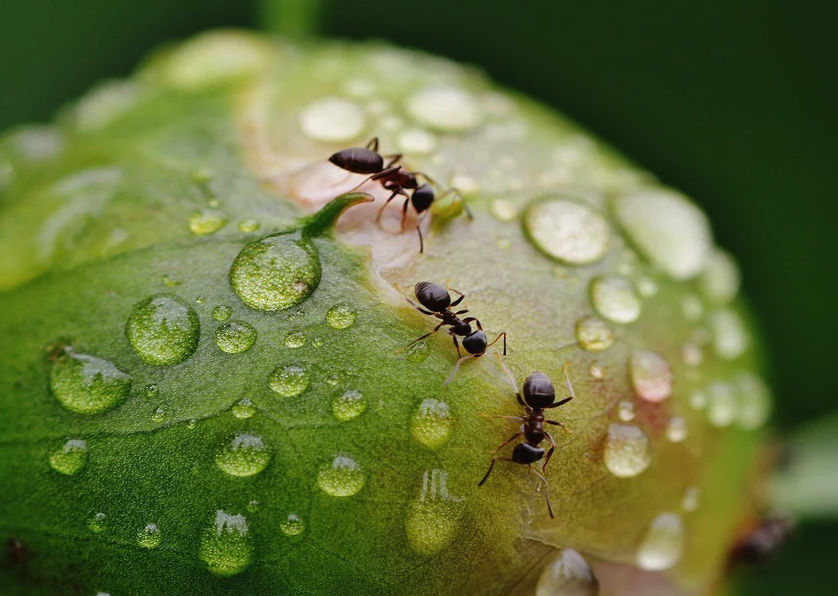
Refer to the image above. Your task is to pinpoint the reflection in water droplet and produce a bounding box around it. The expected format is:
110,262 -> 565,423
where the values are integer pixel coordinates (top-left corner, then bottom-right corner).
706,381 -> 737,428
199,510 -> 253,576
406,86 -> 481,132
49,346 -> 132,414
603,424 -> 652,478
126,294 -> 200,365
317,455 -> 365,497
188,209 -> 228,235
269,365 -> 310,398
406,469 -> 464,555
280,514 -> 306,536
232,398 -> 255,419
535,548 -> 599,596
332,390 -> 366,421
162,274 -> 180,288
617,401 -> 635,422
681,486 -> 701,512
630,350 -> 673,403
212,305 -> 232,321
137,523 -> 162,549
590,277 -> 641,324
589,363 -> 605,379
49,439 -> 88,475
575,317 -> 614,352
709,308 -> 750,360
215,433 -> 270,477
143,384 -> 159,399
284,330 -> 307,348
151,407 -> 166,423
299,97 -> 366,142
735,372 -> 772,430
636,512 -> 685,571
410,399 -> 454,450
666,416 -> 688,442
238,219 -> 260,233
405,339 -> 431,363
326,303 -> 357,329
215,321 -> 257,354
700,248 -> 740,304
230,232 -> 321,312
88,512 -> 107,533
524,198 -> 611,265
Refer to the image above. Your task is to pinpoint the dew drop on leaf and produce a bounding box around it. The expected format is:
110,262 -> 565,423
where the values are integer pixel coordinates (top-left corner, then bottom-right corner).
88,512 -> 107,533
523,198 -> 611,265
636,512 -> 685,571
666,416 -> 688,443
681,486 -> 701,512
706,381 -> 738,428
410,398 -> 454,450
603,423 -> 652,478
575,316 -> 614,352
268,365 -> 310,398
151,407 -> 166,423
199,510 -> 253,576
231,398 -> 255,419
405,339 -> 431,363
215,321 -> 257,354
629,349 -> 673,403
317,455 -> 365,497
211,305 -> 232,321
590,276 -> 642,324
284,330 -> 306,348
137,523 -> 162,549
535,548 -> 599,596
188,209 -> 227,235
280,514 -> 305,536
49,346 -> 132,414
332,390 -> 366,422
617,401 -> 635,422
126,294 -> 200,366
709,308 -> 750,360
405,469 -> 464,556
49,439 -> 88,475
215,433 -> 271,477
326,303 -> 356,329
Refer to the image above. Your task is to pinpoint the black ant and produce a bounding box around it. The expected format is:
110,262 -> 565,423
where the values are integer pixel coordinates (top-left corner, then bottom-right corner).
477,358 -> 575,519
328,137 -> 472,252
396,282 -> 506,378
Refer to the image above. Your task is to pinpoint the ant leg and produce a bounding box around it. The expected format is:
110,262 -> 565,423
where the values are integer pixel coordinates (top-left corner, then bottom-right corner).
415,211 -> 430,254
452,309 -> 470,315
413,171 -> 441,188
478,457 -> 515,486
452,334 -> 463,359
541,432 -> 557,476
448,289 -> 467,308
392,283 -> 435,315
544,419 -> 572,434
486,331 -> 508,356
545,361 -> 575,408
444,354 -> 475,386
383,153 -> 403,168
489,432 -> 524,455
528,466 -> 555,519
400,197 -> 410,232
477,413 -> 527,422
370,165 -> 403,182
396,322 -> 445,354
376,190 -> 403,224
365,137 -> 380,151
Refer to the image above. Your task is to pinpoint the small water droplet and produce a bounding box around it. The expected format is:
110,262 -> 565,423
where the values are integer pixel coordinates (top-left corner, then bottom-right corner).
317,455 -> 365,497
681,486 -> 701,512
215,320 -> 257,354
230,232 -> 321,312
199,510 -> 253,576
630,350 -> 673,403
590,276 -> 642,324
700,248 -> 740,304
151,407 -> 166,423
299,97 -> 366,142
238,219 -> 260,233
405,339 -> 431,363
49,346 -> 131,414
709,308 -> 750,360
12,126 -> 64,161
666,416 -> 688,442
280,513 -> 306,536
735,372 -> 772,430
690,389 -> 708,410
188,209 -> 228,235
325,303 -> 357,330
451,174 -> 480,196
535,548 -> 599,596
575,316 -> 615,352
490,199 -> 519,222
269,365 -> 310,398
636,277 -> 659,297
212,305 -> 232,321
603,423 -> 652,478
406,86 -> 481,132
706,381 -> 737,427
284,330 -> 307,348
589,363 -> 605,379
681,343 -> 703,367
75,79 -> 141,131
617,401 -> 635,422
396,128 -> 438,155
524,198 -> 611,265
142,384 -> 159,399
126,294 -> 200,366
137,523 -> 162,549
332,390 -> 367,421
405,469 -> 464,555
681,294 -> 704,322
49,439 -> 88,475
215,433 -> 270,477
162,274 -> 180,288
636,512 -> 685,571
410,399 -> 454,450
614,189 -> 711,280
186,419 -> 197,430
247,500 -> 259,512
232,398 -> 256,419
88,512 -> 107,533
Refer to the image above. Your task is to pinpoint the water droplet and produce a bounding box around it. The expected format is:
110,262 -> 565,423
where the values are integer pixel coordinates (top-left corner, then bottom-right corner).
280,513 -> 306,536
490,199 -> 519,222
238,219 -> 260,233
318,455 -> 365,497
299,97 -> 366,142
603,423 -> 652,478
681,486 -> 701,512
405,469 -> 464,555
12,126 -> 64,161
636,277 -> 659,297
535,548 -> 599,596
215,433 -> 270,477
406,86 -> 481,132
524,198 -> 611,265
690,389 -> 708,410
215,320 -> 257,354
709,308 -> 750,360
589,363 -> 605,379
126,294 -> 200,366
681,294 -> 704,322
49,439 -> 88,475
700,248 -> 740,304
451,174 -> 480,196
137,523 -> 162,549
284,330 -> 307,348
617,401 -> 635,422
630,350 -> 673,403
410,399 -> 454,450
75,80 -> 141,131
666,416 -> 688,442
212,305 -> 232,321
199,510 -> 253,576
163,32 -> 269,90
49,346 -> 131,414
405,339 -> 430,363
326,303 -> 357,329
332,390 -> 367,421
636,512 -> 685,571
269,365 -> 310,398
188,209 -> 227,235
88,512 -> 107,533
230,232 -> 321,312
735,373 -> 772,430
590,276 -> 642,324
247,500 -> 259,512
496,238 -> 512,250
186,419 -> 197,429
681,343 -> 703,367
162,274 -> 180,288
232,398 -> 256,419
706,381 -> 737,427
151,407 -> 166,423
396,128 -> 438,155
575,317 -> 614,352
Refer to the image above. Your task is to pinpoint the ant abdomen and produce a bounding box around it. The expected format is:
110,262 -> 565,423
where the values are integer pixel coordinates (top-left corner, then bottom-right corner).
414,282 -> 451,312
512,443 -> 545,464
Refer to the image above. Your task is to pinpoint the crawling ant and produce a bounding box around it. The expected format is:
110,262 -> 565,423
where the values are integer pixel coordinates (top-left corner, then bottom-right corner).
328,137 -> 472,252
729,515 -> 794,569
396,282 -> 506,379
477,358 -> 575,519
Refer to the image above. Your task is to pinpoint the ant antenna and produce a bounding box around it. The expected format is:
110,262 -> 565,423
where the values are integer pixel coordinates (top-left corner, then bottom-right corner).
444,355 -> 475,386
562,360 -> 575,399
494,352 -> 519,394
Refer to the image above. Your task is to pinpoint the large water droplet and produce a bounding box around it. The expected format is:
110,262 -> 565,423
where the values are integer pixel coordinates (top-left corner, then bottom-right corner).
613,189 -> 711,280
406,86 -> 481,132
590,276 -> 642,324
700,248 -> 741,304
636,513 -> 685,571
326,303 -> 357,329
280,514 -> 305,536
188,209 -> 227,235
630,350 -> 673,403
49,347 -> 131,414
706,381 -> 737,428
410,399 -> 454,450
137,523 -> 162,549
88,512 -> 107,533
126,295 -> 200,365
269,365 -> 310,398
709,308 -> 750,360
230,232 -> 321,312
49,439 -> 88,475
215,321 -> 257,354
735,372 -> 772,430
575,316 -> 615,352
332,389 -> 367,421
603,424 -> 652,478
317,455 -> 365,497
299,97 -> 366,142
199,510 -> 253,576
405,469 -> 464,555
524,198 -> 611,265
232,398 -> 256,419
535,548 -> 600,596
215,433 -> 271,477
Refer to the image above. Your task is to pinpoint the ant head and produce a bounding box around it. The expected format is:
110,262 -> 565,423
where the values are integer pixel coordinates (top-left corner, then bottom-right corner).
328,146 -> 384,175
523,372 -> 555,409
511,443 -> 545,465
411,184 -> 435,213
462,329 -> 487,355
414,281 -> 451,312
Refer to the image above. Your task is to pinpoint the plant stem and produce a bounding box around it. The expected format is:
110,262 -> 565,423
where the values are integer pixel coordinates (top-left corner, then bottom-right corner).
258,0 -> 325,37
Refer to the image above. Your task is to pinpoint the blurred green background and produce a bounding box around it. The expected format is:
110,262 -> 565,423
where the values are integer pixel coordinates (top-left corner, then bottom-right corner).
0,0 -> 835,594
